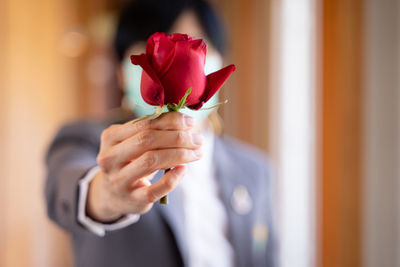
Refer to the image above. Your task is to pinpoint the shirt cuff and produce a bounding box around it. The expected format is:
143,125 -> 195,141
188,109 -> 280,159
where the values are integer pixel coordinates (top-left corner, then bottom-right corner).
77,166 -> 140,237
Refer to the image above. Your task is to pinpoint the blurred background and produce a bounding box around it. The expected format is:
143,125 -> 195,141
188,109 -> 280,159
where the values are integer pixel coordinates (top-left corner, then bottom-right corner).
0,0 -> 399,266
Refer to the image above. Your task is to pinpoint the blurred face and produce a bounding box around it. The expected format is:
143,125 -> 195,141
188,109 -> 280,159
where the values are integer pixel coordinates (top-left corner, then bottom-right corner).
119,10 -> 224,126
123,10 -> 222,70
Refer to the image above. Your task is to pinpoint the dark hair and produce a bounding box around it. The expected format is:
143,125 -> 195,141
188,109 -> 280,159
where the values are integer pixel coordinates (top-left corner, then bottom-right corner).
114,0 -> 226,61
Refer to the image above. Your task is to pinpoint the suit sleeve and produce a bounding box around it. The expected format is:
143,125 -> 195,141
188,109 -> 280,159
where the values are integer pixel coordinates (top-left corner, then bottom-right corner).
44,121 -> 102,234
77,165 -> 140,236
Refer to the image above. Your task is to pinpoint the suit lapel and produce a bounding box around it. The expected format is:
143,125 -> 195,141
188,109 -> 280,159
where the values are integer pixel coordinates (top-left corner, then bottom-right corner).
115,112 -> 189,265
154,170 -> 189,266
213,136 -> 255,267
154,135 -> 255,267
116,111 -> 189,263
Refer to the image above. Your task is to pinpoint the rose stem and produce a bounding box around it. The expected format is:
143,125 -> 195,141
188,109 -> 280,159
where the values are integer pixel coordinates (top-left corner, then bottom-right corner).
159,168 -> 171,204
160,106 -> 178,205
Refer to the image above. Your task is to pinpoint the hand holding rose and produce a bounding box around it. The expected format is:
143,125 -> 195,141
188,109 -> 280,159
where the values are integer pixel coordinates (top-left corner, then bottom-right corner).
129,32 -> 235,204
87,32 -> 235,218
86,113 -> 203,222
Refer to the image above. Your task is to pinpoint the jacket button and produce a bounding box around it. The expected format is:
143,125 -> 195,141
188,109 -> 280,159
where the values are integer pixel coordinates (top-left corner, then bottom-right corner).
231,185 -> 253,215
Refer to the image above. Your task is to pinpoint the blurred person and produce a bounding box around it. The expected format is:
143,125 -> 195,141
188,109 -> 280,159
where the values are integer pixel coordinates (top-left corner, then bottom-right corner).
45,0 -> 276,266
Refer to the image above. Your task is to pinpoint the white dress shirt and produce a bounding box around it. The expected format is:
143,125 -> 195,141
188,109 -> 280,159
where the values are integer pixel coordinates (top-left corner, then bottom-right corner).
78,130 -> 235,267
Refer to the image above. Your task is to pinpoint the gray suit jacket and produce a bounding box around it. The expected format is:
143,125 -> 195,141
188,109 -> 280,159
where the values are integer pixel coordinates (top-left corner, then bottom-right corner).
45,110 -> 277,267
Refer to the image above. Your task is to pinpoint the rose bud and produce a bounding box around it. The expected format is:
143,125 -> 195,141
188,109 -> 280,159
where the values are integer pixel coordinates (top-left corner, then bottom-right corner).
130,32 -> 235,110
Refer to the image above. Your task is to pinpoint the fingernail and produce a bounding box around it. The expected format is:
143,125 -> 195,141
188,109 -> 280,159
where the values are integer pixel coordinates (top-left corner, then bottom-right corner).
193,148 -> 203,158
172,166 -> 185,176
191,133 -> 204,145
184,115 -> 195,127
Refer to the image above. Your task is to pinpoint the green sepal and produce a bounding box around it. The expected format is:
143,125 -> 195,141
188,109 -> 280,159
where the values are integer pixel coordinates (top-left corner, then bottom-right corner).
166,87 -> 193,112
131,105 -> 165,124
177,87 -> 192,109
166,103 -> 179,112
199,99 -> 228,110
132,102 -> 157,110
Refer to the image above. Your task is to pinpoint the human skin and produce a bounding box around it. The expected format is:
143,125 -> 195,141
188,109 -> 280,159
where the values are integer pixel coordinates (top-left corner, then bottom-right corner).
87,112 -> 204,222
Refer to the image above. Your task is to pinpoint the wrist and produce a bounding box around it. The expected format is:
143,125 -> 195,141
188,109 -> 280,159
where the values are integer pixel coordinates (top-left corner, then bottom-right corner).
86,171 -> 123,223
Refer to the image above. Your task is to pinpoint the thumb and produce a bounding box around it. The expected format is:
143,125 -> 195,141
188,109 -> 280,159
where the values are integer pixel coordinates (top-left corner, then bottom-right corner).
142,165 -> 186,203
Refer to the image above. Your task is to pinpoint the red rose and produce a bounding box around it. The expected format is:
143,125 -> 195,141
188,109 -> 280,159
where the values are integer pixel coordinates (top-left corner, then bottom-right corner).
130,32 -> 235,110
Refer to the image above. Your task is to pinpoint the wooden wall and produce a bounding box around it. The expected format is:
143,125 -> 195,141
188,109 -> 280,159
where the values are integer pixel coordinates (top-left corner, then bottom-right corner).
0,0 -> 77,266
217,0 -> 272,152
320,0 -> 364,266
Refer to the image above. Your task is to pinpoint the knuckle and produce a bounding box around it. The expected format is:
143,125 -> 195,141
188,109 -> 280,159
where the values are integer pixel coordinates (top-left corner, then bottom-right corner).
145,119 -> 154,129
100,131 -> 108,143
109,124 -> 120,131
137,130 -> 153,147
96,152 -> 113,171
174,113 -> 185,128
163,176 -> 177,191
146,189 -> 158,203
142,151 -> 157,170
177,149 -> 189,161
101,125 -> 118,142
134,119 -> 151,132
164,112 -> 184,129
176,131 -> 187,145
131,122 -> 142,133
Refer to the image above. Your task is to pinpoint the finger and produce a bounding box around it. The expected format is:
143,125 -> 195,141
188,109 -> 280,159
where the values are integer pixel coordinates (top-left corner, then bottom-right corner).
113,130 -> 204,167
110,112 -> 195,145
100,124 -> 125,150
142,165 -> 186,203
118,148 -> 202,186
131,111 -> 195,130
130,171 -> 158,189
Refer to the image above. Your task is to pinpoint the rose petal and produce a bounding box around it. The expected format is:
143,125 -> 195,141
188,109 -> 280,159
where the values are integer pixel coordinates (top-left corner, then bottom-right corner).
145,33 -> 158,60
190,39 -> 207,50
148,33 -> 176,75
131,54 -> 165,106
200,64 -> 236,104
160,40 -> 207,105
168,33 -> 192,42
187,101 -> 205,110
140,72 -> 165,106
